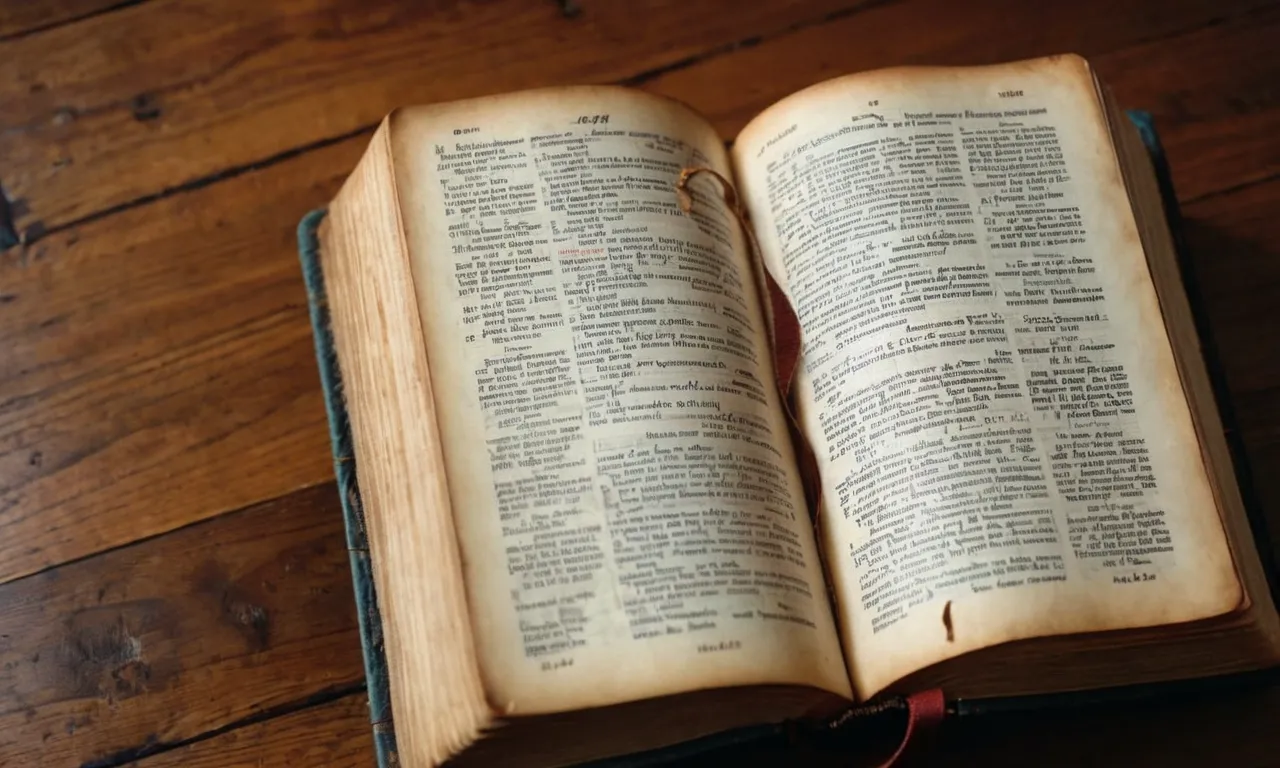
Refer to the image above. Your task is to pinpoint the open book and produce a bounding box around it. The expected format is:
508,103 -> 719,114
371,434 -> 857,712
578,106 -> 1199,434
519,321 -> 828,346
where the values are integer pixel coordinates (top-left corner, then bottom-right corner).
315,55 -> 1280,767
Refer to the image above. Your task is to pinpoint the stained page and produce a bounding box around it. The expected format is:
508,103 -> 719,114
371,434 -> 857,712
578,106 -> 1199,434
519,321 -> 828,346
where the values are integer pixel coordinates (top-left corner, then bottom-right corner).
733,56 -> 1240,698
390,87 -> 852,712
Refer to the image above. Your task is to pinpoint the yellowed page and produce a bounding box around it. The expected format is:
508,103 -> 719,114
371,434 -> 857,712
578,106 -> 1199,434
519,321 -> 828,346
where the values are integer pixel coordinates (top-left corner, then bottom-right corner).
732,55 -> 1241,699
388,87 -> 851,715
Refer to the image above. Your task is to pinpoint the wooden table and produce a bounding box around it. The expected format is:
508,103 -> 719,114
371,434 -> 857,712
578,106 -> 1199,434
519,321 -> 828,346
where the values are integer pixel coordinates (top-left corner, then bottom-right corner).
1,0 -> 1278,765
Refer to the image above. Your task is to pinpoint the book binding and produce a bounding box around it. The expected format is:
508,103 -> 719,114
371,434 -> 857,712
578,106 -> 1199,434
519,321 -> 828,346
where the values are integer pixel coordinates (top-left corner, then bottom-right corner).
298,209 -> 397,767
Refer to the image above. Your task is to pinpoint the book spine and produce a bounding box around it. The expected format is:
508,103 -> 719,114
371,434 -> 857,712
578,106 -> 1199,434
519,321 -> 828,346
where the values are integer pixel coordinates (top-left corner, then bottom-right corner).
297,208 -> 399,768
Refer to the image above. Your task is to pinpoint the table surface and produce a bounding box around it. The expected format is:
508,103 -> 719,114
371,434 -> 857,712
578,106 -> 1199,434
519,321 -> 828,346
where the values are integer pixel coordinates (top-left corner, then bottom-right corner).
2,0 -> 1280,765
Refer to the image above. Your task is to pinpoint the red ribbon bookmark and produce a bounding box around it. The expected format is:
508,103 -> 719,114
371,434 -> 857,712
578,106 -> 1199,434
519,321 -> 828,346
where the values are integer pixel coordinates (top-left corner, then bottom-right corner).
876,689 -> 947,767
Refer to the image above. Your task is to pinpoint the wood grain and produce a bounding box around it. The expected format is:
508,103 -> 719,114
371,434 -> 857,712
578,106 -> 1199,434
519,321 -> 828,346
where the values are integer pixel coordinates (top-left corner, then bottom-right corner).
0,0 -> 861,238
4,0 -> 1268,242
0,0 -> 126,40
0,138 -> 364,584
0,482 -> 364,768
1097,5 -> 1280,203
125,694 -> 373,768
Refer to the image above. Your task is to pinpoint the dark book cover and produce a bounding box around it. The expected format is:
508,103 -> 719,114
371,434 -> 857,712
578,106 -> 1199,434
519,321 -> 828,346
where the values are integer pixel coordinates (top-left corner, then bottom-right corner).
296,111 -> 1276,767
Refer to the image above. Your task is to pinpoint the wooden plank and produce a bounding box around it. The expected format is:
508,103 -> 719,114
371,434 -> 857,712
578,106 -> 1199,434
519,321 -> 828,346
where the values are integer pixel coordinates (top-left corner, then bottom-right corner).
643,0 -> 1278,202
126,694 -> 373,768
0,0 -> 124,40
0,139 -> 363,584
0,0 -> 860,238
0,482 -> 364,768
5,0 -> 1266,240
1095,6 -> 1280,204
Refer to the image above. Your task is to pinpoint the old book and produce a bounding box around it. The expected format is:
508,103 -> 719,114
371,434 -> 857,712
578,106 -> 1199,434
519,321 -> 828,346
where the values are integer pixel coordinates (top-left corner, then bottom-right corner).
307,54 -> 1280,767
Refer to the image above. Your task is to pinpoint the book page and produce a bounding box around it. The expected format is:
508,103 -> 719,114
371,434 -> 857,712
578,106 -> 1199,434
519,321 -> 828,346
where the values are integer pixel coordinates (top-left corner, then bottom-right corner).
388,87 -> 851,714
732,56 -> 1242,698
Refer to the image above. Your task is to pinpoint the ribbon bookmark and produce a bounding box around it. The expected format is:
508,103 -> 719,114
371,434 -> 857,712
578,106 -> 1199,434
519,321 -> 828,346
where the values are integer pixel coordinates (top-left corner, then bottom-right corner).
878,689 -> 946,767
675,167 -> 802,398
675,166 -> 821,513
